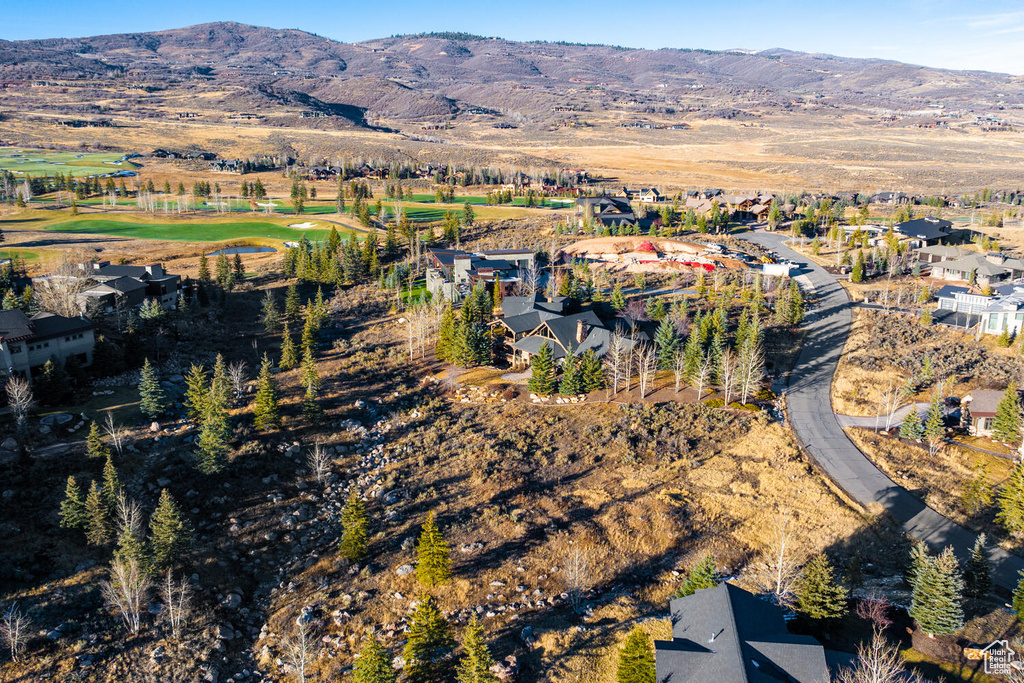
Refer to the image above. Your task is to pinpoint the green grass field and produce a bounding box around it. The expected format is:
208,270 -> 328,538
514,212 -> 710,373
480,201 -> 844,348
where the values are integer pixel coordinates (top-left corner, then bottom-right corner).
406,193 -> 571,208
0,148 -> 139,178
45,219 -> 337,243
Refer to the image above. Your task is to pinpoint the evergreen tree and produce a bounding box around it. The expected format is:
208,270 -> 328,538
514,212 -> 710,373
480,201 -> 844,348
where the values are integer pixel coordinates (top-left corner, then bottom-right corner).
795,553 -> 848,621
910,546 -> 964,636
992,382 -> 1022,444
301,346 -> 324,423
559,354 -> 583,396
527,343 -> 556,396
59,475 -> 87,529
674,554 -> 720,598
279,323 -> 299,371
611,283 -> 626,311
340,485 -> 369,562
922,391 -> 946,452
197,253 -> 211,283
138,358 -> 165,419
211,354 -> 229,408
963,534 -> 991,599
148,489 -> 191,568
285,283 -> 301,321
215,254 -> 231,287
416,511 -> 452,587
579,349 -> 606,392
301,304 -> 320,357
616,627 -> 656,683
260,291 -> 281,333
101,455 -> 121,510
962,463 -> 994,515
999,461 -> 1024,537
436,306 -> 458,363
195,395 -> 229,474
233,253 -> 245,281
253,354 -> 280,430
404,595 -> 455,683
85,480 -> 111,545
900,407 -> 924,440
86,421 -> 110,459
457,614 -> 498,683
353,635 -> 396,683
183,363 -> 209,424
654,317 -> 679,370
1015,572 -> 1024,623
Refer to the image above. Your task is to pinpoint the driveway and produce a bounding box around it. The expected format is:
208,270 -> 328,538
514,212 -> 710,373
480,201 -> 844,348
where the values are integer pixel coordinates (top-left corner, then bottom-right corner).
739,231 -> 1024,589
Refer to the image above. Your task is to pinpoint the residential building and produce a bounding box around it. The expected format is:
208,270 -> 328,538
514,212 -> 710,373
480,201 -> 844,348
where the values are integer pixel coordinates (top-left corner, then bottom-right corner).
915,244 -> 973,264
979,285 -> 1024,336
76,261 -> 181,309
655,583 -> 831,683
930,252 -> 1024,288
426,248 -> 536,301
0,309 -> 95,382
616,187 -> 662,203
871,191 -> 912,205
497,304 -> 648,365
935,285 -> 991,316
894,217 -> 953,247
961,389 -> 1007,437
575,196 -> 636,227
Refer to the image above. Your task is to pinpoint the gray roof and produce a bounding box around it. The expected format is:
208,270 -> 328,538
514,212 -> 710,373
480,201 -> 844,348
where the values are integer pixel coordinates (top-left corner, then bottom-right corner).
916,245 -> 972,260
499,310 -> 561,335
655,583 -> 828,683
895,217 -> 952,241
500,295 -> 566,318
29,312 -> 93,340
511,335 -> 567,360
546,311 -> 605,355
938,253 -> 1024,278
0,309 -> 34,342
964,389 -> 1006,417
88,276 -> 149,294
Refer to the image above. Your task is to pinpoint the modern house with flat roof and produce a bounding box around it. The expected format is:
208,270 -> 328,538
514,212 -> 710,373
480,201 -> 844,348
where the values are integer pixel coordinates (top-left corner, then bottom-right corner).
426,248 -> 536,301
0,309 -> 94,382
77,261 -> 181,309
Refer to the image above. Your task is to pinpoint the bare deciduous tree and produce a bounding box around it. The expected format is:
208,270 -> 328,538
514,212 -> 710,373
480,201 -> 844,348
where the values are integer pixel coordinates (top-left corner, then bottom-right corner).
562,543 -> 592,614
636,343 -> 657,398
33,260 -> 92,318
227,361 -> 248,400
604,334 -> 626,396
754,511 -> 800,608
306,441 -> 331,485
878,379 -> 909,431
737,342 -> 766,405
0,603 -> 29,662
673,347 -> 687,394
837,628 -> 925,683
102,410 -> 128,457
719,348 -> 738,405
5,377 -> 32,428
281,613 -> 314,683
694,353 -> 714,401
102,555 -> 152,635
161,569 -> 193,641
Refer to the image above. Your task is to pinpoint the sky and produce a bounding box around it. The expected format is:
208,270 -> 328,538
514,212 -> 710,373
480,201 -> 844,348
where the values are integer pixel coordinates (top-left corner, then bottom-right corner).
4,0 -> 1024,74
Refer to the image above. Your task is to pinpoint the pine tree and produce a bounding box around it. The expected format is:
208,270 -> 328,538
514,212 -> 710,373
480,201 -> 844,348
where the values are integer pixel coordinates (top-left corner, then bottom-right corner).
580,349 -> 606,392
900,407 -> 924,440
559,354 -> 583,396
340,485 -> 369,562
85,480 -> 111,545
183,363 -> 209,424
611,283 -> 626,311
148,489 -> 192,568
457,613 -> 498,683
922,391 -> 945,453
86,421 -> 110,459
910,546 -> 964,636
210,354 -> 229,408
795,553 -> 848,621
301,346 -> 324,423
962,463 -> 994,515
998,461 -> 1024,537
674,554 -> 720,598
616,627 -> 656,683
992,382 -> 1022,444
233,253 -> 245,280
416,511 -> 452,587
138,358 -> 164,419
527,342 -> 556,396
252,354 -> 280,430
1013,573 -> 1024,625
197,253 -> 211,283
285,283 -> 301,321
404,595 -> 455,682
59,476 -> 87,529
260,291 -> 280,333
302,304 -> 319,357
195,396 -> 229,474
279,323 -> 298,371
353,635 -> 396,683
963,534 -> 991,599
436,307 -> 458,362
101,455 -> 121,511
654,317 -> 679,369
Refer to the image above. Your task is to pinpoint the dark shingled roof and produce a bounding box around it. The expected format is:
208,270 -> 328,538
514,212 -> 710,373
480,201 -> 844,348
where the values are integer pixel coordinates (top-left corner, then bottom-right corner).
895,217 -> 953,241
0,309 -> 34,342
500,295 -> 566,318
499,310 -> 561,335
934,285 -> 971,299
655,583 -> 829,683
29,312 -> 93,340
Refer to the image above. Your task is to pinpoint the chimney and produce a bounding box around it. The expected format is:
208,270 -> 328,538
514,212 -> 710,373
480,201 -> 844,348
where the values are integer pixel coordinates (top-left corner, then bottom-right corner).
576,319 -> 588,343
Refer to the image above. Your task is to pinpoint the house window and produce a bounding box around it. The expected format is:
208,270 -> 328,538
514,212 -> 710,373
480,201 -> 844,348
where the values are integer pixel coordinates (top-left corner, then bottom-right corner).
990,315 -> 1000,330
9,345 -> 20,354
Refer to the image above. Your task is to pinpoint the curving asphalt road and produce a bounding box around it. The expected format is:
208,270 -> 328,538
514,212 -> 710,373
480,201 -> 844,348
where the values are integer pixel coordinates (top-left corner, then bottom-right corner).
740,231 -> 1024,590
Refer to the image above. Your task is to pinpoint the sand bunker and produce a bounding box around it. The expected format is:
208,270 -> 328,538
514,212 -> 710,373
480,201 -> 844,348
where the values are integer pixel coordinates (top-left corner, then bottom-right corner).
288,222 -> 319,229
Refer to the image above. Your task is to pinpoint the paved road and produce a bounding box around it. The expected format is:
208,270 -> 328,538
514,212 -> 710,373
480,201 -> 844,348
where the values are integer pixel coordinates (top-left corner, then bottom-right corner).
834,403 -> 929,430
740,231 -> 1024,590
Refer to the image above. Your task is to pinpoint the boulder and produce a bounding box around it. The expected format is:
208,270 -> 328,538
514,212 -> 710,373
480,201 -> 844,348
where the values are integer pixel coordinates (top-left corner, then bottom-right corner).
1,437 -> 17,451
395,564 -> 414,577
149,422 -> 160,433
